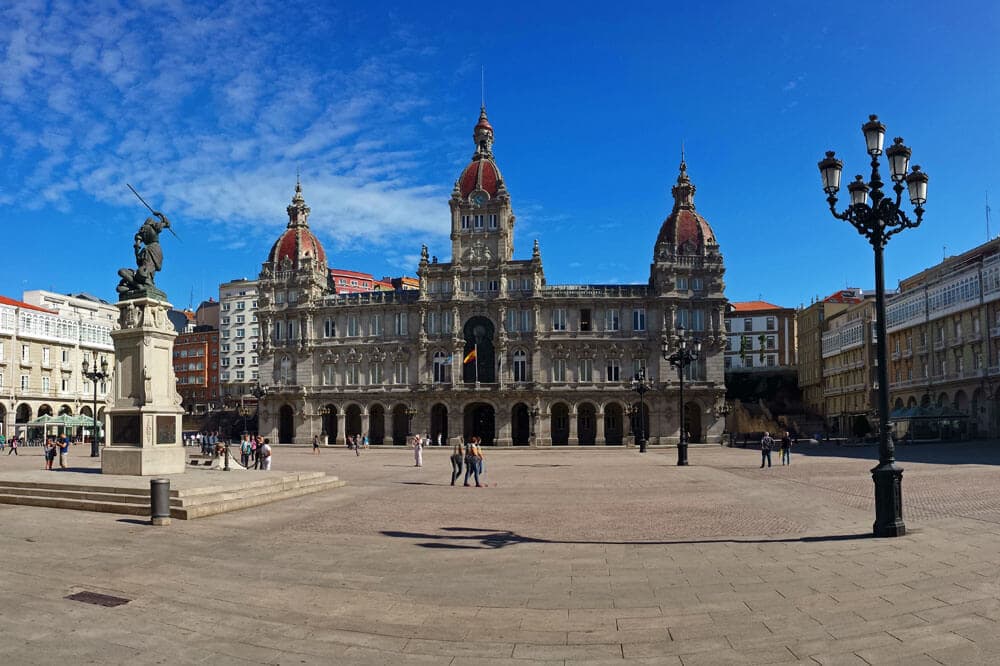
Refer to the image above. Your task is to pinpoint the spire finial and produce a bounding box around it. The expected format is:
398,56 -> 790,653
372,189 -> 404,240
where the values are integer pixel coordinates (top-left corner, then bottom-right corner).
481,65 -> 485,108
681,140 -> 686,170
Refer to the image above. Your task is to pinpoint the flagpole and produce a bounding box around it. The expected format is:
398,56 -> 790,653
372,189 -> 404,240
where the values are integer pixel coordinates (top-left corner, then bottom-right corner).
474,343 -> 479,384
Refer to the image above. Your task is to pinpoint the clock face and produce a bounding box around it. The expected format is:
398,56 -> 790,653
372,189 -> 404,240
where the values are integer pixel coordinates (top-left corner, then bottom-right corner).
471,192 -> 487,207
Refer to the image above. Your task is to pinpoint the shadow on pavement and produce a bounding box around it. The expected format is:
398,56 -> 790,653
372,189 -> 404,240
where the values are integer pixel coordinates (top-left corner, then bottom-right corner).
116,518 -> 151,526
381,526 -> 873,549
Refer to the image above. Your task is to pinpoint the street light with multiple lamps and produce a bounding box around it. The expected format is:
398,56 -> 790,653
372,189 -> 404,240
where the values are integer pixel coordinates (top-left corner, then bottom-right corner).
81,355 -> 110,458
818,114 -> 928,538
317,405 -> 331,444
249,382 -> 268,435
662,325 -> 701,466
405,407 -> 417,437
629,370 -> 652,453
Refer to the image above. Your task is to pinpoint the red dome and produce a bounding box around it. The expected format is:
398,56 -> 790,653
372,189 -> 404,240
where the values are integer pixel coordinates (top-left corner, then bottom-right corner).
268,227 -> 326,267
659,208 -> 716,252
459,158 -> 501,198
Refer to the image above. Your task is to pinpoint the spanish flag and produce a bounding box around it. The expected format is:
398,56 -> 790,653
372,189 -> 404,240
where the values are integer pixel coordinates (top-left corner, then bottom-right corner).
463,347 -> 477,364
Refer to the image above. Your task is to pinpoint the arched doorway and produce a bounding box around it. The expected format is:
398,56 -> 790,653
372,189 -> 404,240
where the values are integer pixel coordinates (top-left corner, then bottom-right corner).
604,403 -> 624,445
907,396 -> 918,408
893,398 -> 904,410
462,316 -> 496,383
463,402 -> 495,444
58,404 -> 73,416
321,404 -> 337,445
15,404 -> 31,423
278,405 -> 295,444
369,404 -> 386,444
345,405 -> 362,441
511,403 -> 530,445
38,404 -> 53,417
430,403 -> 448,445
577,403 -> 596,445
684,402 -> 703,443
551,403 -> 569,445
391,404 -> 408,445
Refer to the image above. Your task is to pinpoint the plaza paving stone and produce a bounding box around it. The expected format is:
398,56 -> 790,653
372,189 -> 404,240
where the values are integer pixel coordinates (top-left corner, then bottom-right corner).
1,440 -> 1000,664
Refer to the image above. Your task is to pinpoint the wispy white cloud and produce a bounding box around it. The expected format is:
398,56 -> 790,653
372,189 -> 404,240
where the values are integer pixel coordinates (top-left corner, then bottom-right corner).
0,0 -> 456,252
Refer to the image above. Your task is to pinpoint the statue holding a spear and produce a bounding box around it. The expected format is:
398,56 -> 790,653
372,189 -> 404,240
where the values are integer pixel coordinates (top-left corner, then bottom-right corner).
116,184 -> 180,297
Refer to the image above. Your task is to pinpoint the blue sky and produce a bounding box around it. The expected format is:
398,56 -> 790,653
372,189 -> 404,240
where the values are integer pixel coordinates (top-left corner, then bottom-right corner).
1,0 -> 998,309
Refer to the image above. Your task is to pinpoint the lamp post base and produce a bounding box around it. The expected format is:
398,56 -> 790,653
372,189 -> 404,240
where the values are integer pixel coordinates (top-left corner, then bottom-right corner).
872,462 -> 905,537
638,438 -> 647,453
677,442 -> 689,466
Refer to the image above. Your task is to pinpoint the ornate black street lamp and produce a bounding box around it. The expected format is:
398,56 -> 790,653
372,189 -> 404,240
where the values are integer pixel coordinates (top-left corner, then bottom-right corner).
81,355 -> 110,457
529,406 -> 539,443
405,407 -> 417,436
317,405 -> 330,445
249,381 -> 268,435
663,325 -> 701,466
818,114 -> 928,538
630,370 -> 652,453
237,405 -> 253,435
718,401 -> 734,446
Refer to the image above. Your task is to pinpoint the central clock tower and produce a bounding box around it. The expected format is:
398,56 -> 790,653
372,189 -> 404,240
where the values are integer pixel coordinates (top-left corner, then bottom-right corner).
449,107 -> 515,265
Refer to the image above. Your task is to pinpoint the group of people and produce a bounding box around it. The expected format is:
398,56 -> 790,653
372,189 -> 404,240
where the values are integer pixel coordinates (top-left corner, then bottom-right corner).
43,437 -> 71,470
449,437 -> 486,486
759,431 -> 793,467
235,435 -> 273,471
186,431 -> 224,456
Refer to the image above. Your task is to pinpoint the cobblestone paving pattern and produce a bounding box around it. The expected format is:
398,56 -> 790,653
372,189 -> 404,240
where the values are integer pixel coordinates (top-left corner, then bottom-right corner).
1,440 -> 999,665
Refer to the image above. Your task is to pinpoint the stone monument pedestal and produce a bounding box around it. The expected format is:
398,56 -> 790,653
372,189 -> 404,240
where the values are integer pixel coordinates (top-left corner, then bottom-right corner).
102,296 -> 186,476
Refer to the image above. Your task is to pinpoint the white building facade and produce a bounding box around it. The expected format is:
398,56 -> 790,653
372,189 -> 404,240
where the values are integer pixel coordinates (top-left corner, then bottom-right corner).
218,278 -> 260,403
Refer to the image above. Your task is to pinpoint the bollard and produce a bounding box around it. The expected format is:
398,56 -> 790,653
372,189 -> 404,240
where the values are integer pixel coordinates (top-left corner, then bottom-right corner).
639,440 -> 647,453
150,478 -> 171,526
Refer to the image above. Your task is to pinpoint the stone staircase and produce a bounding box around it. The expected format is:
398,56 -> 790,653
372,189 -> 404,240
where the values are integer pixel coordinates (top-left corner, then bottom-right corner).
0,472 -> 346,520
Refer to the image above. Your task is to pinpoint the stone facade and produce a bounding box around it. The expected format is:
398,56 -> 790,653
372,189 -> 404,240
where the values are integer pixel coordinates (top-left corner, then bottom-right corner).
724,301 -> 797,371
257,110 -> 728,446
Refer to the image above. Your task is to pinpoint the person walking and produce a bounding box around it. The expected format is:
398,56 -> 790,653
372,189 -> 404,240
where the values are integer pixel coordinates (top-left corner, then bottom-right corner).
0,432 -> 5,454
261,439 -> 272,471
463,438 -> 480,487
354,435 -> 361,456
412,434 -> 423,467
780,431 -> 792,466
7,436 -> 18,455
760,432 -> 773,468
475,438 -> 486,486
449,438 -> 464,485
312,435 -> 321,455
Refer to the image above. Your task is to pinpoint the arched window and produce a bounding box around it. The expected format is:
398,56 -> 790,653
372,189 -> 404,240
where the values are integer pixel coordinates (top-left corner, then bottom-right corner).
513,350 -> 527,382
433,351 -> 451,384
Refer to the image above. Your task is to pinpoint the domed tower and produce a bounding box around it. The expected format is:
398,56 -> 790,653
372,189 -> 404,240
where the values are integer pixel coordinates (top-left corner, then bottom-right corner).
258,180 -> 329,358
265,179 -> 328,276
449,107 -> 515,265
650,159 -> 727,347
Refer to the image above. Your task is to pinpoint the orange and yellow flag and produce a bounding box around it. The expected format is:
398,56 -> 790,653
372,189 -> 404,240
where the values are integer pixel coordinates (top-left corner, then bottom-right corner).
463,348 -> 477,364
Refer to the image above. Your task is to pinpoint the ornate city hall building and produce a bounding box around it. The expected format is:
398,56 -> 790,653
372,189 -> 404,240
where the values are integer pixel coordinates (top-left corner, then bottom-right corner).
257,109 -> 728,446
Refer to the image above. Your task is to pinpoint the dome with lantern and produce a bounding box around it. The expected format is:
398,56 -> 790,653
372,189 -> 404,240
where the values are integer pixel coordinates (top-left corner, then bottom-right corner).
266,180 -> 327,271
653,159 -> 719,258
455,106 -> 506,201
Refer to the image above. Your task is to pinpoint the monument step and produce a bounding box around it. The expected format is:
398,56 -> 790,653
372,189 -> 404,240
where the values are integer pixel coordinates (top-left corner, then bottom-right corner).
0,472 -> 346,520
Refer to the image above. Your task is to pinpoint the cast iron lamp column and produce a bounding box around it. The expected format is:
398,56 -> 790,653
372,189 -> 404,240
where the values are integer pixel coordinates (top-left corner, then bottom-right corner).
317,405 -> 330,444
663,325 -> 701,466
405,407 -> 417,437
818,114 -> 928,538
250,381 -> 268,436
529,406 -> 539,444
630,370 -> 651,452
81,355 -> 110,458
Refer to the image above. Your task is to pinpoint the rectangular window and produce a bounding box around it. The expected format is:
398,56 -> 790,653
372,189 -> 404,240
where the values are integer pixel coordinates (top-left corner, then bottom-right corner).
606,359 -> 621,382
633,308 -> 646,332
347,316 -> 359,337
766,336 -> 776,350
743,318 -> 753,332
394,312 -> 407,336
236,343 -> 245,352
579,308 -> 592,332
552,308 -> 567,331
461,215 -> 471,230
21,345 -> 29,362
691,309 -> 705,331
432,354 -> 451,383
474,214 -> 485,229
369,363 -> 383,385
488,214 -> 498,229
20,375 -> 29,390
442,311 -> 453,334
42,347 -> 50,365
60,349 -> 68,363
41,376 -> 50,393
605,309 -> 620,331
676,276 -> 688,290
370,314 -> 383,336
513,353 -> 527,382
394,361 -> 408,385
322,365 -> 335,385
221,358 -> 230,367
632,358 -> 647,380
61,378 -> 69,392
578,358 -> 593,382
324,318 -> 335,338
506,309 -> 518,333
691,277 -> 704,291
766,317 -> 776,330
235,357 -> 245,366
346,363 -> 359,384
552,358 -> 566,382
520,310 -> 532,332
222,344 -> 231,352
236,301 -> 245,310
427,312 -> 439,334
236,328 -> 245,338
236,315 -> 245,324
236,370 -> 245,380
